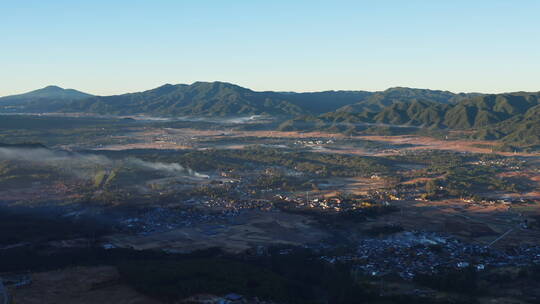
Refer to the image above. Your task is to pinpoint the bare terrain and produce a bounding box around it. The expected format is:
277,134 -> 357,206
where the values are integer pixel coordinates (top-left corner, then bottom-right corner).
9,266 -> 159,304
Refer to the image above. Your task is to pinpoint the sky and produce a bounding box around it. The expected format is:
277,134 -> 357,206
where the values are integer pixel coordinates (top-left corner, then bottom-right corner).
1,0 -> 539,96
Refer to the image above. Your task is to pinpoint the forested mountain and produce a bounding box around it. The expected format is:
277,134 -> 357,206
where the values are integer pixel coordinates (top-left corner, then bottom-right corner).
0,85 -> 93,106
335,87 -> 480,113
375,93 -> 533,126
280,90 -> 372,113
3,82 -> 540,147
474,101 -> 540,146
0,82 -> 475,117
362,92 -> 540,129
61,82 -> 383,116
60,82 -> 305,116
278,92 -> 540,146
37,82 -> 373,116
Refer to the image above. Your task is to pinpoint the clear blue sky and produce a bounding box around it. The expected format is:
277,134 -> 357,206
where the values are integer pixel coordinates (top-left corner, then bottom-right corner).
1,0 -> 539,96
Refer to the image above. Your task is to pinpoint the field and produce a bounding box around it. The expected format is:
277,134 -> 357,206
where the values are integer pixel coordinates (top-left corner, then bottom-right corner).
2,114 -> 540,303
358,135 -> 540,157
368,199 -> 540,246
106,210 -> 328,253
9,266 -> 158,304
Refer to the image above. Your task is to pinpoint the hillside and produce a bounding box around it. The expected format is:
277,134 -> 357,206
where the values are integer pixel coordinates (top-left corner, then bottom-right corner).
279,92 -> 540,146
281,90 -> 372,113
335,87 -> 480,113
3,83 -> 478,117
60,82 -> 304,116
347,92 -> 536,128
59,82 -> 378,117
475,102 -> 540,147
4,83 -> 540,148
0,85 -> 93,108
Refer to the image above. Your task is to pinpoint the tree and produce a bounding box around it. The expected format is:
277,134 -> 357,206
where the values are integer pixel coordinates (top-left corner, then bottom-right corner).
425,179 -> 440,196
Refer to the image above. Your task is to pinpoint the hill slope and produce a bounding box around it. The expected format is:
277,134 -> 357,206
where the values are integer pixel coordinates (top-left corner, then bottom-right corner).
46,82 -> 373,116
278,92 -> 540,145
2,83 -> 483,118
61,82 -> 308,116
336,87 -> 480,113
474,101 -> 540,147
0,86 -> 93,106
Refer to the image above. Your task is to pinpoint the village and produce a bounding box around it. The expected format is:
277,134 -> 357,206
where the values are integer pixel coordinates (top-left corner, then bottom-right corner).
3,115 -> 540,303
325,231 -> 540,280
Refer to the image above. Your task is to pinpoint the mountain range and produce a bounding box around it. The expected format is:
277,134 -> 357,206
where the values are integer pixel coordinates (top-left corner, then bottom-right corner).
0,82 -> 481,116
278,92 -> 540,147
1,81 -> 539,147
323,92 -> 540,129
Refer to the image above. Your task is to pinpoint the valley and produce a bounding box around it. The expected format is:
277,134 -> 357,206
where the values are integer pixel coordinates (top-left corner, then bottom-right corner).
2,85 -> 540,303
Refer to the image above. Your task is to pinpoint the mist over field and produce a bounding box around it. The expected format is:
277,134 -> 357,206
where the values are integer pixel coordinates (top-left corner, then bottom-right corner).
126,158 -> 209,178
0,147 -> 207,179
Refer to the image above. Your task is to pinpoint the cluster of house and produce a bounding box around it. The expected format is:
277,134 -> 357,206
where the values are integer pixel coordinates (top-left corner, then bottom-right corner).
276,191 -> 403,213
277,195 -> 384,212
150,132 -> 196,147
120,206 -> 234,234
294,139 -> 335,146
201,198 -> 273,212
120,197 -> 276,234
461,197 -> 536,205
470,158 -> 525,170
320,231 -> 540,280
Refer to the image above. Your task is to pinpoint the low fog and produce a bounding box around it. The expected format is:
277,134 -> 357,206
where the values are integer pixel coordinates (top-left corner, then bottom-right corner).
0,147 -> 208,179
127,158 -> 209,178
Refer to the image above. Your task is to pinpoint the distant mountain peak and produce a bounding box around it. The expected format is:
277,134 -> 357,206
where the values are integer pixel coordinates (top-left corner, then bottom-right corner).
191,81 -> 249,90
42,85 -> 64,90
0,85 -> 94,106
192,80 -> 235,85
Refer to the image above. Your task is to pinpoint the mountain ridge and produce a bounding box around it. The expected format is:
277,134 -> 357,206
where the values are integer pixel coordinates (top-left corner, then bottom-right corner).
1,81 -> 487,117
3,82 -> 540,147
278,91 -> 540,147
0,86 -> 93,106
